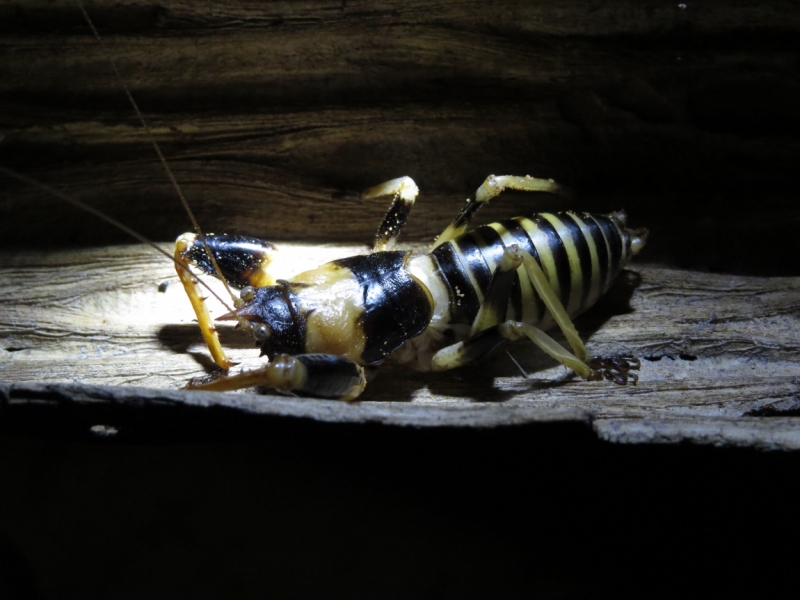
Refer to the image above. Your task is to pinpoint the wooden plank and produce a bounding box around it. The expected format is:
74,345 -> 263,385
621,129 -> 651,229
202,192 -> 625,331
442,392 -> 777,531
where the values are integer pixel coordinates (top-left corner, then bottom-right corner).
1,0 -> 799,447
1,244 -> 798,448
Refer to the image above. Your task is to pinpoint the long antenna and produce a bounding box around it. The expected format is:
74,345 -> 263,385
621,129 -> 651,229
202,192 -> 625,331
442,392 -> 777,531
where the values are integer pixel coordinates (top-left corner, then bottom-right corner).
0,165 -> 235,312
75,1 -> 239,306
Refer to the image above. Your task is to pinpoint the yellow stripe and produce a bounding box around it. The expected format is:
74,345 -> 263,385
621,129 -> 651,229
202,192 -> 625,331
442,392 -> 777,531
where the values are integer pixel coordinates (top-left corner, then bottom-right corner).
487,222 -> 538,323
540,213 -> 583,316
517,217 -> 560,328
567,212 -> 602,308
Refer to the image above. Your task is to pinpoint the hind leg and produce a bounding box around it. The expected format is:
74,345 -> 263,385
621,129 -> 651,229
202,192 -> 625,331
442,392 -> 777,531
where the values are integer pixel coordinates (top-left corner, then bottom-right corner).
433,175 -> 563,249
430,320 -> 599,381
429,244 -> 597,379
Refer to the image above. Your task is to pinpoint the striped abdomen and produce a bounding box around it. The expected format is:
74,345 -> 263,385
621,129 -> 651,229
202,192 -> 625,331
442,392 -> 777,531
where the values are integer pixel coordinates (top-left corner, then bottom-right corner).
430,211 -> 644,331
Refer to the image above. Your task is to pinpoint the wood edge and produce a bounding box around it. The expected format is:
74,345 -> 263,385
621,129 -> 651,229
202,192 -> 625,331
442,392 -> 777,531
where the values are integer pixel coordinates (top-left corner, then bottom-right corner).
1,381 -> 591,429
593,417 -> 800,451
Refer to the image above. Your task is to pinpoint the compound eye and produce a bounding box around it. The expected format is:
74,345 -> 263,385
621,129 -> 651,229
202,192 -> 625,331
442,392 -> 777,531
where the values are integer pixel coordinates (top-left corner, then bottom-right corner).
253,323 -> 272,344
240,286 -> 256,302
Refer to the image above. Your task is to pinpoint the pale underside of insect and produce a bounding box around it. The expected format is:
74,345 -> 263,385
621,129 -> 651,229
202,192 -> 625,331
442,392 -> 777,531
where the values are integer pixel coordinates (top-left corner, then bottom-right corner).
174,174 -> 648,400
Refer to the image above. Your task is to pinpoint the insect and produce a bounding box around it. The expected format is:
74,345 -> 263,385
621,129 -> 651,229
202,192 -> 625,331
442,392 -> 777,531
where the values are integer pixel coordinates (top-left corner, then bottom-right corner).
3,6 -> 648,401
174,174 -> 647,400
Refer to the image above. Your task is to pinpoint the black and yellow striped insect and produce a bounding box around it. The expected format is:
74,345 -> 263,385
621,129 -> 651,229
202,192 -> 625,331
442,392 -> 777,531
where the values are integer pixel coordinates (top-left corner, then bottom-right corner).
175,174 -> 648,400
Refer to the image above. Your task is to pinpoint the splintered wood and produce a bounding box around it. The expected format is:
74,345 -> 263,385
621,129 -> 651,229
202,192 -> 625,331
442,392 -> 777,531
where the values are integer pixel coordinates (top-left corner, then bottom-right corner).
1,244 -> 798,449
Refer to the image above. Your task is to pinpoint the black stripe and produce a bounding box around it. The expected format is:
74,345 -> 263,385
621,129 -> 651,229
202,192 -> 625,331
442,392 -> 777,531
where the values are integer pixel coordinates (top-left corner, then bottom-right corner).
450,325 -> 510,365
593,215 -> 622,290
561,212 -> 593,312
455,231 -> 493,293
620,227 -> 632,263
532,215 -> 572,309
431,242 -> 482,326
472,225 -> 517,322
499,219 -> 545,320
334,252 -> 433,364
508,271 -> 523,321
471,225 -> 507,269
294,354 -> 365,399
583,214 -> 609,295
476,261 -> 518,327
498,219 -> 539,262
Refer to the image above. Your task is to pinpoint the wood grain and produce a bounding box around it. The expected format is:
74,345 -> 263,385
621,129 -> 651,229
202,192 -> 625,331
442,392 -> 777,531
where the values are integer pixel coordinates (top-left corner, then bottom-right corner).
3,0 -> 799,271
1,244 -> 798,448
1,0 -> 799,447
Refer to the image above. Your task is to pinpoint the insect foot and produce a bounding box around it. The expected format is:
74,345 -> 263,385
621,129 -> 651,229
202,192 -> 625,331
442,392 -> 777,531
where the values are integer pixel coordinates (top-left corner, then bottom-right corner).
587,356 -> 641,385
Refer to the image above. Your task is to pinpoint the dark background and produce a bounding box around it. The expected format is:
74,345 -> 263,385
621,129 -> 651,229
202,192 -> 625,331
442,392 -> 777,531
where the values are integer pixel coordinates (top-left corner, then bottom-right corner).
2,414 -> 799,599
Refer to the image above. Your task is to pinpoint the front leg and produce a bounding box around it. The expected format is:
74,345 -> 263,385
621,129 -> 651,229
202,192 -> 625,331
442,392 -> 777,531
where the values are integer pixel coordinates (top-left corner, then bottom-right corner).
186,354 -> 368,401
174,232 -> 292,371
174,234 -> 238,369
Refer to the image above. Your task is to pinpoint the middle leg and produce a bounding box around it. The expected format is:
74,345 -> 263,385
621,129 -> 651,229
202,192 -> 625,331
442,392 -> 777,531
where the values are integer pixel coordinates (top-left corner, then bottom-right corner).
174,232 -> 284,370
362,176 -> 420,252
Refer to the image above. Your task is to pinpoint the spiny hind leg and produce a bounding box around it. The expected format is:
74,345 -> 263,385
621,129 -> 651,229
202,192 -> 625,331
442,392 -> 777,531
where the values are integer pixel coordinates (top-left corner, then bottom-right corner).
186,354 -> 368,401
505,322 -> 645,383
429,244 -> 597,379
430,320 -> 600,381
520,249 -> 640,384
362,176 -> 419,251
431,244 -> 639,383
519,249 -> 588,362
429,247 -> 589,376
433,175 -> 563,248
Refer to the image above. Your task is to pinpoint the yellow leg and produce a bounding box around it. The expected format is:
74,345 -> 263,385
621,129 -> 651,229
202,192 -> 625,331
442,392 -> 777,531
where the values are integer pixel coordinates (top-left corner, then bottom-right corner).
498,321 -> 599,381
430,319 -> 599,380
519,250 -> 588,362
469,245 -> 523,336
175,234 -> 237,369
433,174 -> 562,249
186,354 -> 368,401
362,176 -> 420,252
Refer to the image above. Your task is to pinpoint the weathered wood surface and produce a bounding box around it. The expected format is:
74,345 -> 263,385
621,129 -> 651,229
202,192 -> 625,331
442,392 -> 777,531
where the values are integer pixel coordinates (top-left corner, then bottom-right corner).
1,244 -> 799,449
1,0 -> 799,447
